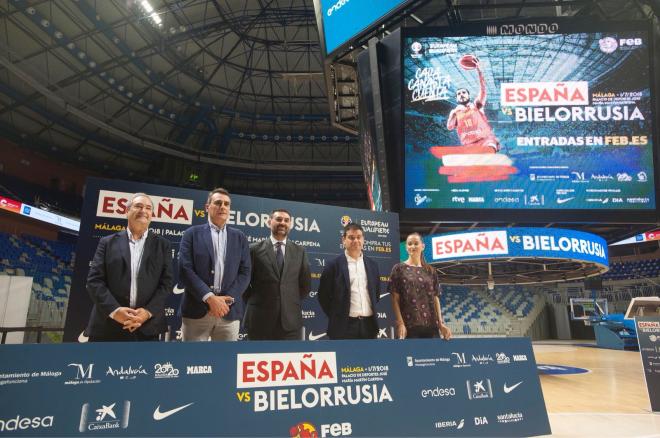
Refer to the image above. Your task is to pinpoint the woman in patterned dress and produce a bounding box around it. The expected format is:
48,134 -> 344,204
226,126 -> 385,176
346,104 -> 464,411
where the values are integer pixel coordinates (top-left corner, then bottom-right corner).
389,233 -> 452,340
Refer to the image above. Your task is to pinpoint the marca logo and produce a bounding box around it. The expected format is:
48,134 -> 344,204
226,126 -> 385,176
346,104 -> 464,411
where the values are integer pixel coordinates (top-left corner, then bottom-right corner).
0,415 -> 54,432
237,352 -> 337,388
513,354 -> 528,362
432,231 -> 508,261
501,81 -> 588,107
96,190 -> 193,225
187,365 -> 212,375
79,401 -> 130,432
466,379 -> 493,400
499,23 -> 559,35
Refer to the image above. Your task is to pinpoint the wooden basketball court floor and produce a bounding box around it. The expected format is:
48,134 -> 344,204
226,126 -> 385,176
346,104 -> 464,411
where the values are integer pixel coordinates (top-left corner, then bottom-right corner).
534,340 -> 660,437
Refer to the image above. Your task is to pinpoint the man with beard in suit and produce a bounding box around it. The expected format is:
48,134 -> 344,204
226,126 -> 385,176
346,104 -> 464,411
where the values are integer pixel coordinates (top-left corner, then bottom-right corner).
244,209 -> 311,340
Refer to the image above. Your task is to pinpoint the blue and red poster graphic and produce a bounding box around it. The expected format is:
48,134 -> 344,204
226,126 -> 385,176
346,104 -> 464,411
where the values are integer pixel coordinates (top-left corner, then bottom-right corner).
403,21 -> 655,211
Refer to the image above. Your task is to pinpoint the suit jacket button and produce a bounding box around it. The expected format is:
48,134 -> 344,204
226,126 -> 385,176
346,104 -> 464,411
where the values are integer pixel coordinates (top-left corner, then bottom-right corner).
211,270 -> 214,274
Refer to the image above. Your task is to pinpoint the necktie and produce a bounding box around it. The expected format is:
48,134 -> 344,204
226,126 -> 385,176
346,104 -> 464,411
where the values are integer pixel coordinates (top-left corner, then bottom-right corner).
275,241 -> 284,274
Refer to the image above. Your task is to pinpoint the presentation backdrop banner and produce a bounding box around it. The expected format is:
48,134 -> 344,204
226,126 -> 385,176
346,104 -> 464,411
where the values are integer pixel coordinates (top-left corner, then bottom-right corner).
63,177 -> 400,342
0,338 -> 550,437
635,317 -> 660,412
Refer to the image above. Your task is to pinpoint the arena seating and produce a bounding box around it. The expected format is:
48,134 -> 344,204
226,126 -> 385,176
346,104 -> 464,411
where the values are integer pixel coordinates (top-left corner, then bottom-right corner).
602,259 -> 660,280
0,232 -> 74,338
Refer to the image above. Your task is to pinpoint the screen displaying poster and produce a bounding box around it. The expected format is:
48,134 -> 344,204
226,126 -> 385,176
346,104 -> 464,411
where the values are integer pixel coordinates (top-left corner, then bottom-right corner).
402,20 -> 656,222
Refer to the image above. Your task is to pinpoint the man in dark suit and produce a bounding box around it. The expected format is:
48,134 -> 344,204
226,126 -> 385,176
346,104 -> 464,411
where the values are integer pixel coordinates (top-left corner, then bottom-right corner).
178,187 -> 251,341
86,193 -> 173,342
244,209 -> 311,340
318,223 -> 380,339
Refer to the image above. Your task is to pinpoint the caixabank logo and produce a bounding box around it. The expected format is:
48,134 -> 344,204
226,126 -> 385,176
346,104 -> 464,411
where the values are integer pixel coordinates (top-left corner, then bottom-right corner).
79,401 -> 130,432
236,352 -> 392,412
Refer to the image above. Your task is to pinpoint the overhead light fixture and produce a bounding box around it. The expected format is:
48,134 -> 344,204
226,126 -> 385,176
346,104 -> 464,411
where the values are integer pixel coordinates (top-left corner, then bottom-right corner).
139,0 -> 163,27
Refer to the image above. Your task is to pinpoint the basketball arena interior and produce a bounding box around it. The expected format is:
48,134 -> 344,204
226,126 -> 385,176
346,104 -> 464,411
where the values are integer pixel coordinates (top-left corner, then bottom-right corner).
0,0 -> 659,437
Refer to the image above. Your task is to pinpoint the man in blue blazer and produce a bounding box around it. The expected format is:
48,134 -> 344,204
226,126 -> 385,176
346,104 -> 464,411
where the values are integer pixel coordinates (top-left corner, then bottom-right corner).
86,193 -> 173,342
179,188 -> 251,341
318,223 -> 380,339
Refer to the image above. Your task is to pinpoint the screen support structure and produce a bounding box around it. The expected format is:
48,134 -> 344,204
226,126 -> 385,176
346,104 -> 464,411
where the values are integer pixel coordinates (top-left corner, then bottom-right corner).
368,37 -> 392,210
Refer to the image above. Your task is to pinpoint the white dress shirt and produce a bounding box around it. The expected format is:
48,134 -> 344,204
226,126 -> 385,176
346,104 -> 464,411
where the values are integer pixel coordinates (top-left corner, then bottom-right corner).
345,251 -> 373,317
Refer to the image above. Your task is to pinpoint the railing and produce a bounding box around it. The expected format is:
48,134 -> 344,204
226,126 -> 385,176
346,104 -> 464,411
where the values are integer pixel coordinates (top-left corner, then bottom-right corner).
0,326 -> 64,344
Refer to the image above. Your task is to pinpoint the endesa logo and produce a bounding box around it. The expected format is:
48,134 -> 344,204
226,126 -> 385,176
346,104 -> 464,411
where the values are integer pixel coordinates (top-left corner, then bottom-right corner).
0,415 -> 54,432
326,0 -> 349,16
501,81 -> 589,107
96,190 -> 193,225
432,231 -> 508,261
237,352 -> 338,388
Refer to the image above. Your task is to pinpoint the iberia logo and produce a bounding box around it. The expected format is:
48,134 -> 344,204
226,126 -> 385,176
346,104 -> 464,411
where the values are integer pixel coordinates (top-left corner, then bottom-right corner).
290,422 -> 318,438
340,215 -> 352,227
236,352 -> 337,389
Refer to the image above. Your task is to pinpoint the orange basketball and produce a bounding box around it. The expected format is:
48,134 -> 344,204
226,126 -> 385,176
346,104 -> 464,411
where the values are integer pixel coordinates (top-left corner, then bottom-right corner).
459,54 -> 478,70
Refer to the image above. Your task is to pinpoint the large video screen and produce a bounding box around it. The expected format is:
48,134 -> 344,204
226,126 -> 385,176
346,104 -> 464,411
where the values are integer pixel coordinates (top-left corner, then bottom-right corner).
402,21 -> 656,222
315,0 -> 410,56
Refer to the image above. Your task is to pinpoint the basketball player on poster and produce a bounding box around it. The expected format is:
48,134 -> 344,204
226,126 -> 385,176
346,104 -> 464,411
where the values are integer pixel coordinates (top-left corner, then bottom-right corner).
431,54 -> 517,183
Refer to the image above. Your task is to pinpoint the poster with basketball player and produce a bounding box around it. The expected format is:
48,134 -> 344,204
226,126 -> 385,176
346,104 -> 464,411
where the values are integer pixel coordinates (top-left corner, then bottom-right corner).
402,20 -> 655,211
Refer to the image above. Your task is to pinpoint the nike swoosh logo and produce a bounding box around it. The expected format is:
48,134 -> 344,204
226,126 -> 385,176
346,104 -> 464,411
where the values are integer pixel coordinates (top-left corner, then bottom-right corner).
153,403 -> 194,420
173,285 -> 185,295
379,292 -> 390,299
78,331 -> 89,343
556,197 -> 574,204
308,332 -> 326,341
503,381 -> 523,393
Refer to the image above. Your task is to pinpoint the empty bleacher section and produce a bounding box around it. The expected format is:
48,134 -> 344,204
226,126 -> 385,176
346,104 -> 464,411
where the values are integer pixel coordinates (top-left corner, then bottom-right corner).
0,232 -> 74,342
602,259 -> 660,281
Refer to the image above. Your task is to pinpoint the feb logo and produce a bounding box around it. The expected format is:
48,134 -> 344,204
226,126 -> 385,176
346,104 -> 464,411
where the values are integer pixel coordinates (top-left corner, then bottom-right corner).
290,422 -> 318,438
599,37 -> 618,53
340,215 -> 352,227
236,352 -> 338,388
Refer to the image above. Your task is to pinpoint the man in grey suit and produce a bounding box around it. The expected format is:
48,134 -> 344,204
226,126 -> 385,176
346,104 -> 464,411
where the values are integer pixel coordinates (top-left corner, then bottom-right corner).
243,209 -> 311,340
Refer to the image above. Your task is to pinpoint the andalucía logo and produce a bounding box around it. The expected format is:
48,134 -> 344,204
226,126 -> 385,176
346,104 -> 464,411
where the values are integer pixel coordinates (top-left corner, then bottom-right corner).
79,401 -> 130,432
289,422 -> 318,438
105,365 -> 148,380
